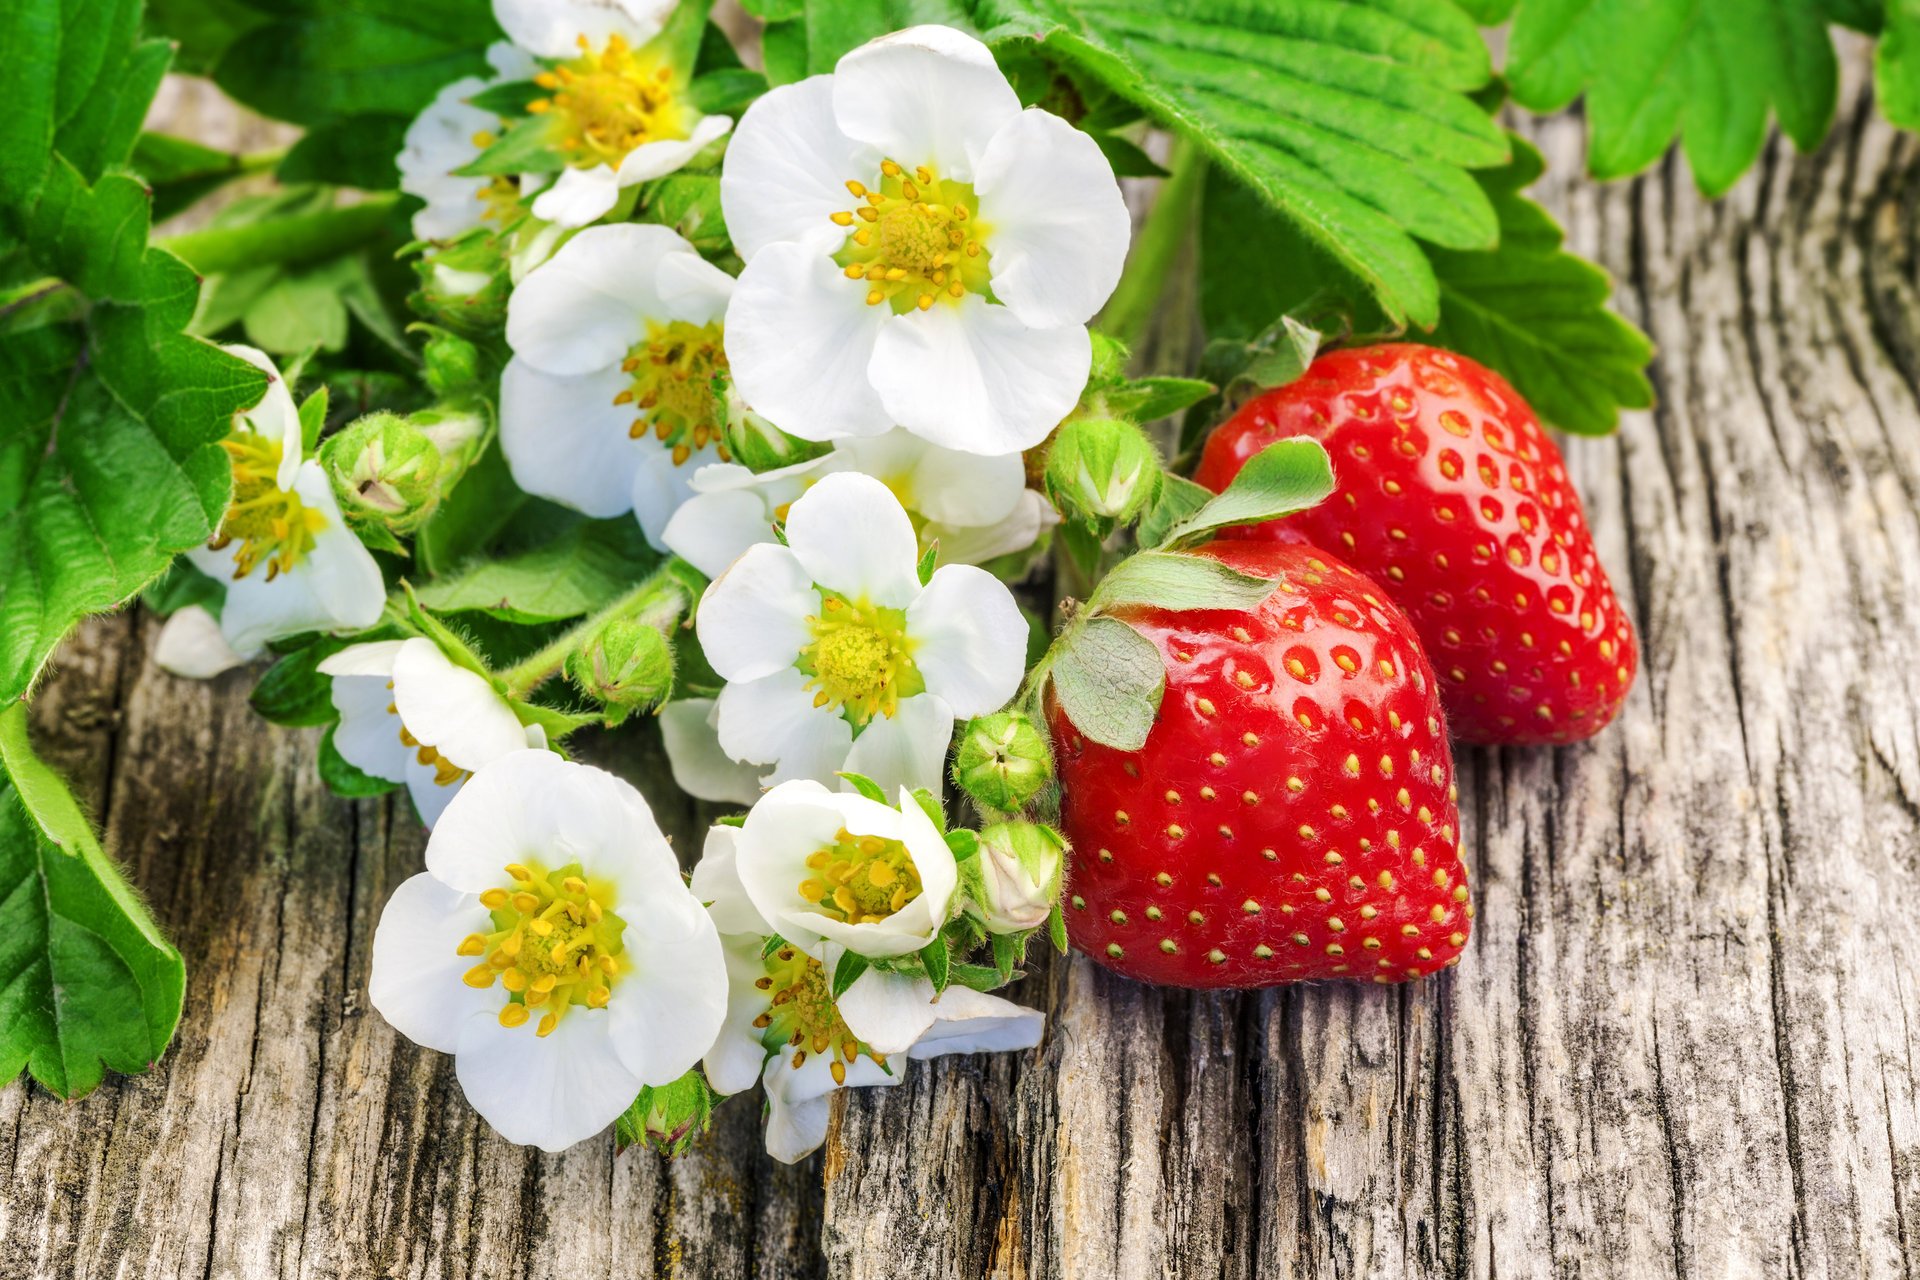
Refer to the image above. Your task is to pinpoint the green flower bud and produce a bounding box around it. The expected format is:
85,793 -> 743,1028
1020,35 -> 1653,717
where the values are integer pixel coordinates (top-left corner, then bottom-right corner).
718,371 -> 830,473
1044,416 -> 1162,527
410,234 -> 511,334
953,711 -> 1052,812
321,412 -> 443,533
618,1070 -> 719,1156
421,329 -> 483,401
973,822 -> 1066,935
411,405 -> 490,488
567,619 -> 675,723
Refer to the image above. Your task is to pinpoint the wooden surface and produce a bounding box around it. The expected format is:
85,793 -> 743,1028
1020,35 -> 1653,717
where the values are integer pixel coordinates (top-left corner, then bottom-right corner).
8,43 -> 1920,1280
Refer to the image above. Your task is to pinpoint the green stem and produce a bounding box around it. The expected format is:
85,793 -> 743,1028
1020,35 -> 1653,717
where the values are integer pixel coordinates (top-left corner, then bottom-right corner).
500,560 -> 697,698
158,192 -> 402,276
1095,135 -> 1206,353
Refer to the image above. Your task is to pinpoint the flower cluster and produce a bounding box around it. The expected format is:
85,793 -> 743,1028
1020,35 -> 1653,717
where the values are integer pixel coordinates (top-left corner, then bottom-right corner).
156,2 -> 1143,1161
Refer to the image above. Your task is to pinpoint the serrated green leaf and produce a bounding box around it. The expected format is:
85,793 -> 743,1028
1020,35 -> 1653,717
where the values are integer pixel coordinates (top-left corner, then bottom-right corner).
212,0 -> 499,126
1087,550 -> 1276,614
0,703 -> 185,1099
1425,134 -> 1653,434
1158,437 -> 1333,548
1881,0 -> 1920,129
980,0 -> 1508,327
1505,0 -> 1838,196
1050,615 -> 1163,751
416,520 -> 657,623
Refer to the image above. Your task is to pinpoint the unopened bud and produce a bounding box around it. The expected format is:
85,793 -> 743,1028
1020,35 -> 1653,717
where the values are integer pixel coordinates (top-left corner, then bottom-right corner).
973,822 -> 1066,935
567,619 -> 674,722
321,412 -> 443,533
953,711 -> 1051,812
412,405 -> 489,486
1044,416 -> 1162,526
421,329 -> 483,401
618,1069 -> 718,1156
718,371 -> 830,473
410,234 -> 511,333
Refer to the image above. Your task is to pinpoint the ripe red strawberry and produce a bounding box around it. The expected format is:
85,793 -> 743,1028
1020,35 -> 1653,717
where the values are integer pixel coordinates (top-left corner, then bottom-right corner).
1194,343 -> 1637,745
1051,541 -> 1471,989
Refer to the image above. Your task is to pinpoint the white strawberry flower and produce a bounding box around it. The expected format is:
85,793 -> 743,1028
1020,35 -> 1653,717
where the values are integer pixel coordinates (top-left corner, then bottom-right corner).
658,697 -> 763,805
497,0 -> 732,228
734,778 -> 957,959
319,638 -> 536,826
398,42 -> 541,240
693,472 -> 1026,793
691,823 -> 1043,1163
502,224 -> 737,540
156,346 -> 384,677
719,24 -> 1130,455
370,749 -> 728,1153
660,427 -> 1052,579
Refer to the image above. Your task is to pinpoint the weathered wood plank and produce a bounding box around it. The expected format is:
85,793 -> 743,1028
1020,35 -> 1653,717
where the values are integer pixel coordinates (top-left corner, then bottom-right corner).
6,37 -> 1920,1280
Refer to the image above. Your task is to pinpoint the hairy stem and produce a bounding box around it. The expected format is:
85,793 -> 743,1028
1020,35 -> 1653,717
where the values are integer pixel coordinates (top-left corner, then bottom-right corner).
500,560 -> 699,698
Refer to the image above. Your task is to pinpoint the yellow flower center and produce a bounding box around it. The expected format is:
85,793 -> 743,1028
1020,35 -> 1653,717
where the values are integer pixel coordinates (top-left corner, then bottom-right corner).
459,861 -> 628,1037
609,318 -> 731,466
528,33 -> 689,170
751,942 -> 884,1084
829,159 -> 993,314
796,826 -> 923,924
209,432 -> 328,581
798,594 -> 922,724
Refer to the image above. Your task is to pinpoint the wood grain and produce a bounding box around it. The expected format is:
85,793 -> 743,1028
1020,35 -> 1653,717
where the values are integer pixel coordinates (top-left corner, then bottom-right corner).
6,40 -> 1920,1280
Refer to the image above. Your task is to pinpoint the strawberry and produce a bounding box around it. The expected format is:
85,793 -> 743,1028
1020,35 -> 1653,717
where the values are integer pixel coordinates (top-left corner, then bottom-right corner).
1194,343 -> 1637,745
1051,541 -> 1470,989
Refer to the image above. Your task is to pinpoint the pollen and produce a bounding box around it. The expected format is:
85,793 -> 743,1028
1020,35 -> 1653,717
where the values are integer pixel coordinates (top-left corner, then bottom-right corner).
466,860 -> 624,1037
830,158 -> 992,313
799,827 -> 923,925
532,34 -> 692,172
799,593 -> 921,725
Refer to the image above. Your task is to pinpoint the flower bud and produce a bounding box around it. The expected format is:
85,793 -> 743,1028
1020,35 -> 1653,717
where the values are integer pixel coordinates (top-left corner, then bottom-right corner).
953,711 -> 1051,812
410,234 -> 511,334
567,619 -> 675,722
421,329 -> 483,402
411,405 -> 489,487
618,1070 -> 718,1156
321,412 -> 443,534
1044,416 -> 1162,527
973,822 -> 1066,935
718,371 -> 830,473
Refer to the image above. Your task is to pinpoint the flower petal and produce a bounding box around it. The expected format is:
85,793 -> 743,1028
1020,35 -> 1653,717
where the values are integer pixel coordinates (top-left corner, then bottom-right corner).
842,693 -> 953,795
223,344 -> 304,490
725,240 -> 892,443
654,246 -> 736,327
907,563 -> 1025,717
689,824 -> 772,936
661,486 -> 775,579
870,297 -> 1090,454
832,428 -> 1025,527
721,75 -> 881,259
660,697 -> 765,806
760,1044 -> 898,1163
903,986 -> 1044,1059
615,112 -> 732,185
328,677 -> 410,785
606,877 -> 729,1084
506,223 -> 688,375
630,436 -> 722,549
923,488 -> 1053,568
455,1009 -> 642,1151
530,163 -> 622,227
212,469 -> 384,656
694,542 -> 816,682
835,966 -> 939,1055
714,669 -> 852,786
152,606 -> 248,679
368,872 -> 498,1054
499,357 -> 647,516
405,761 -> 466,829
975,109 -> 1131,328
397,75 -> 493,240
491,0 -> 673,58
831,25 -> 1020,182
704,932 -> 775,1095
393,638 -> 527,773
782,471 -> 922,606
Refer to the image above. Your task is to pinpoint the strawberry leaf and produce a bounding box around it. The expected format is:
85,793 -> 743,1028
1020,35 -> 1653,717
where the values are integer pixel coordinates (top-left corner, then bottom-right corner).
975,0 -> 1509,327
0,703 -> 186,1099
1050,615 -> 1165,752
415,521 -> 659,625
1087,550 -> 1276,614
1503,0 -> 1839,196
1425,135 -> 1654,435
1881,0 -> 1920,131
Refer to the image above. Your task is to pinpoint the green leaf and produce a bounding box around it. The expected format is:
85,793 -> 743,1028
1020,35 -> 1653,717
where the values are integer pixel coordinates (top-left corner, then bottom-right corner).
142,560 -> 225,618
980,0 -> 1508,327
251,633 -> 378,728
1454,0 -> 1517,18
455,114 -> 566,178
414,441 -> 529,575
1157,438 -> 1333,549
277,114 -> 410,190
615,1068 -> 722,1155
831,948 -> 870,998
130,131 -> 253,222
416,520 -> 657,624
1049,615 -> 1164,751
689,67 -> 769,115
0,703 -> 185,1099
795,0 -> 977,76
212,0 -> 499,126
1087,550 -> 1276,614
1098,376 -> 1214,422
242,259 -> 353,354
1135,474 -> 1212,549
1504,0 -> 1838,196
1881,0 -> 1920,130
318,724 -> 400,798
145,0 -> 270,74
1425,135 -> 1653,434
920,933 -> 951,993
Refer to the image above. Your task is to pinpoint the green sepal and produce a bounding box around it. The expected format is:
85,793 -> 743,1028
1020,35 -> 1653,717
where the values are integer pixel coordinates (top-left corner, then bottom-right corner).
947,961 -> 1014,993
1098,376 -> 1214,422
1047,615 -> 1164,752
454,114 -> 565,177
1047,900 -> 1068,954
943,828 -> 980,862
688,68 -> 766,115
509,699 -> 600,744
916,541 -> 938,586
991,929 -> 1023,981
908,786 -> 946,833
836,771 -> 887,805
761,932 -> 787,959
831,948 -> 869,999
400,583 -> 494,681
297,386 -> 329,454
919,933 -> 950,994
466,80 -> 544,116
1086,550 -> 1276,615
614,1067 -> 723,1156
